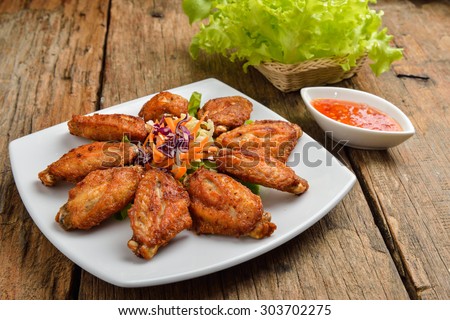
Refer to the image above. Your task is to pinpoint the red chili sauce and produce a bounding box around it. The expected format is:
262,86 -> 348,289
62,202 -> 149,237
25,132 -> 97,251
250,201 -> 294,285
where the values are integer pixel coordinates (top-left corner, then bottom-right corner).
311,98 -> 402,132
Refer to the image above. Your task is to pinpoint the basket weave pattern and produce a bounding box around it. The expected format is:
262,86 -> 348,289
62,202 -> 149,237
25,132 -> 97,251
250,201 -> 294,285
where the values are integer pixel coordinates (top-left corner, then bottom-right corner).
254,55 -> 367,92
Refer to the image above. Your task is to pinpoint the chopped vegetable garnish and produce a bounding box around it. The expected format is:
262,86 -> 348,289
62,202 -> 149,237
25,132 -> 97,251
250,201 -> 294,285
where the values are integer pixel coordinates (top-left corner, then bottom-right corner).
135,113 -> 215,180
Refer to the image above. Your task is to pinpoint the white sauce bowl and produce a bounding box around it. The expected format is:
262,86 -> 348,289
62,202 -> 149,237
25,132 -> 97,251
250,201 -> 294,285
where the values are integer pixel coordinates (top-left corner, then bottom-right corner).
300,87 -> 415,150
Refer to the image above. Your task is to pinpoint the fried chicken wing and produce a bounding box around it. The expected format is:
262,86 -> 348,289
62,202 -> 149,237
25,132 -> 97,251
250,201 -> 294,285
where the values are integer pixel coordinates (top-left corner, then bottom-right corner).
127,168 -> 192,260
215,120 -> 302,163
215,148 -> 309,195
185,168 -> 276,238
197,96 -> 253,136
68,113 -> 149,142
55,166 -> 143,230
38,142 -> 138,186
138,91 -> 188,122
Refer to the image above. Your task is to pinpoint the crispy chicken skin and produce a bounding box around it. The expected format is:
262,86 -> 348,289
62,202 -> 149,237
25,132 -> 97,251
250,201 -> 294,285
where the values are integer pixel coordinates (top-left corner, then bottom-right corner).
127,168 -> 192,260
55,166 -> 143,230
68,113 -> 149,142
215,148 -> 309,195
138,91 -> 188,122
185,168 -> 276,238
215,120 -> 302,163
197,96 -> 253,136
38,142 -> 138,186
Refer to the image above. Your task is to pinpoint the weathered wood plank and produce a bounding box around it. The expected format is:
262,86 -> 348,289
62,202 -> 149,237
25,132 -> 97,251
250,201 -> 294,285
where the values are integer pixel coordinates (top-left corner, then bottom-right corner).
347,0 -> 450,299
78,0 -> 408,299
0,0 -> 109,299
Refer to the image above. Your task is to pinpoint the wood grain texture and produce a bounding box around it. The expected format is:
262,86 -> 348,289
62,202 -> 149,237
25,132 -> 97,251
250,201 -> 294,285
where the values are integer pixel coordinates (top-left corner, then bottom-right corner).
0,0 -> 108,298
346,0 -> 450,299
78,0 -> 408,299
4,0 -> 448,300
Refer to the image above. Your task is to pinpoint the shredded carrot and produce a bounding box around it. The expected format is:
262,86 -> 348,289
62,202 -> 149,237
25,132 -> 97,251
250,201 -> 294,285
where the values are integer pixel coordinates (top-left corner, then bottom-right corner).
191,113 -> 208,138
164,157 -> 175,168
148,131 -> 154,144
193,136 -> 210,155
152,144 -> 165,163
192,152 -> 203,161
143,121 -> 158,147
179,152 -> 189,160
172,164 -> 187,180
199,136 -> 209,149
143,130 -> 153,149
173,116 -> 184,127
156,135 -> 165,146
165,117 -> 176,133
191,123 -> 201,139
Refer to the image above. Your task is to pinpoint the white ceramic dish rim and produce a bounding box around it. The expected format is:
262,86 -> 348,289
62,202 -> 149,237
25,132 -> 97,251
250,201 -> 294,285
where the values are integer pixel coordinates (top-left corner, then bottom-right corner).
300,86 -> 415,135
9,78 -> 357,287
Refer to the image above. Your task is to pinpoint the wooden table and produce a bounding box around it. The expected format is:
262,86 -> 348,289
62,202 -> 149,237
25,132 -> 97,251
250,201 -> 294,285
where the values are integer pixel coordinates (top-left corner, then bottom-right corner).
1,0 -> 449,300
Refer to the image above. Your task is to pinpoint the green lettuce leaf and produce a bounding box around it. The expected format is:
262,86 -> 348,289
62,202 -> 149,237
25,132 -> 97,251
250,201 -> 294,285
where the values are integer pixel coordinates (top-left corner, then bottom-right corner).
187,91 -> 202,117
183,0 -> 212,24
114,202 -> 132,221
238,180 -> 260,195
183,0 -> 402,75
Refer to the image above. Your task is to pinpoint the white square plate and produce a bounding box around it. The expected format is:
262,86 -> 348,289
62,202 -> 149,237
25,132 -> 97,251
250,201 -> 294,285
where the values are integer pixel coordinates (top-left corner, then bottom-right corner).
9,78 -> 356,287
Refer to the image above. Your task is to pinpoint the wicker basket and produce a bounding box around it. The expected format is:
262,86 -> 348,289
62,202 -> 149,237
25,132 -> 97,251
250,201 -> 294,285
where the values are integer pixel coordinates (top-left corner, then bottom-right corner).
254,54 -> 367,92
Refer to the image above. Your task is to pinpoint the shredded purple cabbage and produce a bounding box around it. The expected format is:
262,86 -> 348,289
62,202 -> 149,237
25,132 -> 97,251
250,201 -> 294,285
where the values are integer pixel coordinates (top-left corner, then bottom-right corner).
156,115 -> 193,158
134,115 -> 193,165
134,142 -> 152,166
